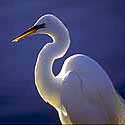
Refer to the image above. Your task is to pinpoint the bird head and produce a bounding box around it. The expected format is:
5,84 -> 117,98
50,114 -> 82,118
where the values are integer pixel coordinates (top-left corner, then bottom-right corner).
12,14 -> 67,42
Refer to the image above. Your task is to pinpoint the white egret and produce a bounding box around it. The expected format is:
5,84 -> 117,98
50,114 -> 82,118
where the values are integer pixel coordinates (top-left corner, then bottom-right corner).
12,14 -> 125,124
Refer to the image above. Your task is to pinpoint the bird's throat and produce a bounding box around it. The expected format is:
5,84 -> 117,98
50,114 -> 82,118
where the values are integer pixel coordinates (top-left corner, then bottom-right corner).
34,30 -> 70,109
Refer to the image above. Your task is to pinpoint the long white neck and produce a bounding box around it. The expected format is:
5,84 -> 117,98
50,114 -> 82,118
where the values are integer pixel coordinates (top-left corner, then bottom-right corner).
35,27 -> 70,109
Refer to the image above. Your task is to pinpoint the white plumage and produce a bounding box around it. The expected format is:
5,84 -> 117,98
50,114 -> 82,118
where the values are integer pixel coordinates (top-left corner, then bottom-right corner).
12,14 -> 125,124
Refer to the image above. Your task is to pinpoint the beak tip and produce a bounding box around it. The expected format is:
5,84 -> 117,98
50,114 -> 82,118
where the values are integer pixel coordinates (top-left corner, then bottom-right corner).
11,39 -> 18,43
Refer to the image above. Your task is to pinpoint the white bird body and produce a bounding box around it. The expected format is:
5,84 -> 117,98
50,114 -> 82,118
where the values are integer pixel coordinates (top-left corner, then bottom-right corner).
12,14 -> 125,124
58,54 -> 125,124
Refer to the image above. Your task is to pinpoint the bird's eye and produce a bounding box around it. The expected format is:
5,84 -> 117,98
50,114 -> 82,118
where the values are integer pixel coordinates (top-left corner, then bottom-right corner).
38,23 -> 46,29
41,23 -> 46,28
33,23 -> 46,30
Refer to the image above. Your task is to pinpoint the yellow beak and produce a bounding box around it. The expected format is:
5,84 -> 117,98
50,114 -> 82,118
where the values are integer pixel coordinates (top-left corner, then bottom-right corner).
12,23 -> 46,42
12,28 -> 37,42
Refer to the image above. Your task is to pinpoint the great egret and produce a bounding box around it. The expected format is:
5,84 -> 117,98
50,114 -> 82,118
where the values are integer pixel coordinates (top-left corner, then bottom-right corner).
12,14 -> 125,124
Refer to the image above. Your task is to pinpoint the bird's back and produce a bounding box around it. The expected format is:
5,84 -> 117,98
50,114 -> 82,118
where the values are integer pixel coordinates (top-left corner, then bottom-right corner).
59,54 -> 125,124
60,54 -> 114,92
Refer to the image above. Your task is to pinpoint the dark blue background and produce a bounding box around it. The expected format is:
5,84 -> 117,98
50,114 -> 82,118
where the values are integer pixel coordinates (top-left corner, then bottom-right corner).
0,0 -> 124,124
